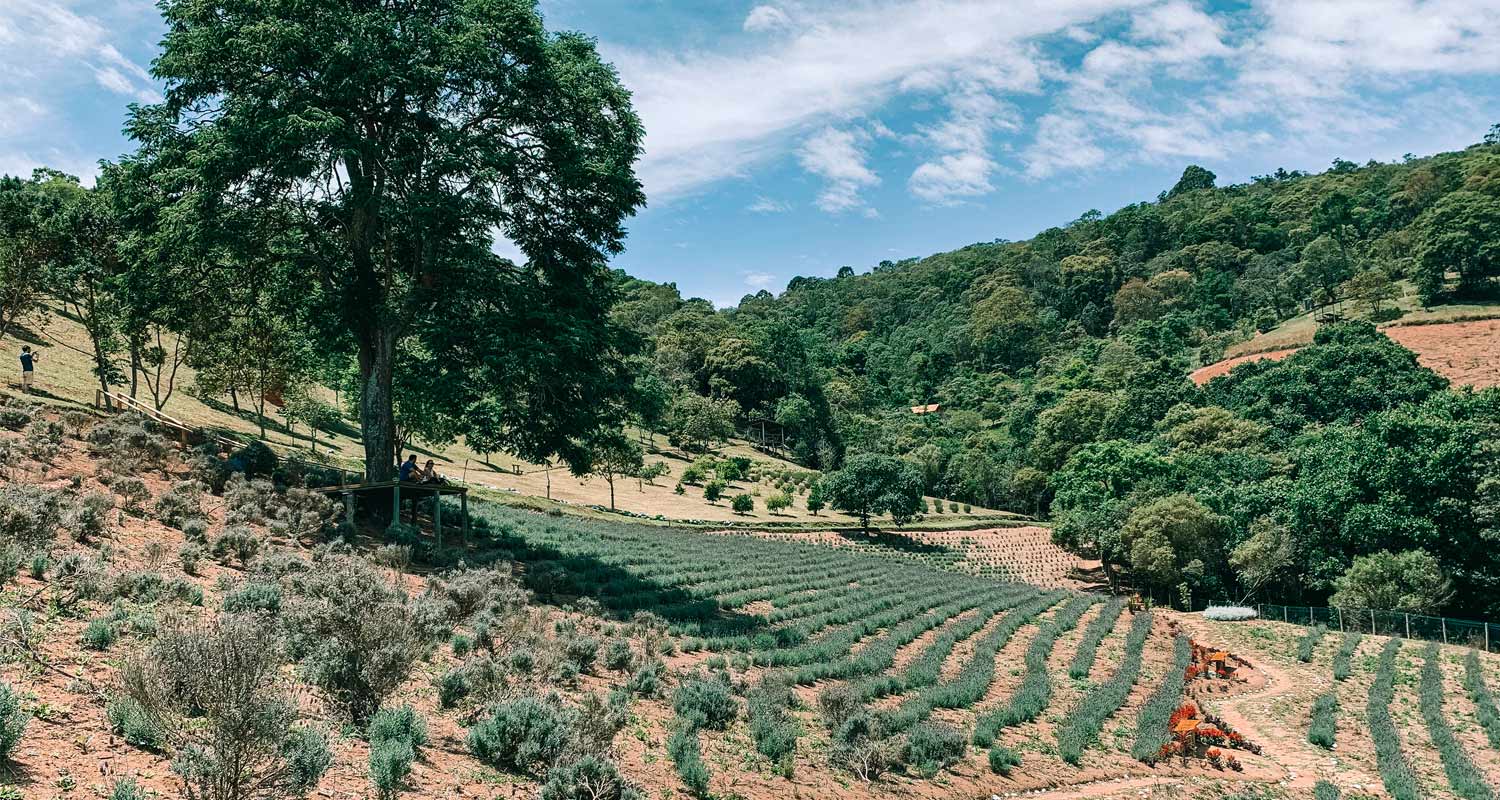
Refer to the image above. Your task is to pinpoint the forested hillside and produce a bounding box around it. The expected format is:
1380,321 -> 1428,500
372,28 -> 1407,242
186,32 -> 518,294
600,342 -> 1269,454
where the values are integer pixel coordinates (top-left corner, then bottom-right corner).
617,133 -> 1500,616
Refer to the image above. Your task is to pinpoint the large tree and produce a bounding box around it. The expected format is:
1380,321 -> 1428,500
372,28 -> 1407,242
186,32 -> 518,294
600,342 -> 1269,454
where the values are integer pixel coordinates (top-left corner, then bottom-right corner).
123,0 -> 645,484
821,453 -> 924,533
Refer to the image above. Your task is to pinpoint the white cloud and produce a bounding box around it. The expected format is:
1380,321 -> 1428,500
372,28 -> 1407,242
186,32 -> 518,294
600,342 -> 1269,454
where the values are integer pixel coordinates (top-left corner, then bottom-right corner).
743,5 -> 793,33
742,270 -> 778,289
797,126 -> 880,213
910,151 -> 997,203
747,196 -> 791,213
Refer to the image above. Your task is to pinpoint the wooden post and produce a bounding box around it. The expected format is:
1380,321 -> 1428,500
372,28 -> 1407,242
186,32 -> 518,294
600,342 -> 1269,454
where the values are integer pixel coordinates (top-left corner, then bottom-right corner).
1338,608 -> 1344,632
343,492 -> 354,527
392,483 -> 401,527
1441,617 -> 1447,645
461,492 -> 469,545
1404,613 -> 1411,640
434,490 -> 443,549
1371,608 -> 1376,633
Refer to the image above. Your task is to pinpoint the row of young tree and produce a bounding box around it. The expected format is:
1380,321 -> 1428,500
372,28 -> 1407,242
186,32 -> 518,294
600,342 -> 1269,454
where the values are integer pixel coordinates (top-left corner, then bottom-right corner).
612,133 -> 1500,617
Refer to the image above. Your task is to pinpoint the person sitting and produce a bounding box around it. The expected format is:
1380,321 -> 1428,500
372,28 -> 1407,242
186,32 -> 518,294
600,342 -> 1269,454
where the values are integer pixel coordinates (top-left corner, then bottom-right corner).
420,459 -> 447,485
398,454 -> 419,482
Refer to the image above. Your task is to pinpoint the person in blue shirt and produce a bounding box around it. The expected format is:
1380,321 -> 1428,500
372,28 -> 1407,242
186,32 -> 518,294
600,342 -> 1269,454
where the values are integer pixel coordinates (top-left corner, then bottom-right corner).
19,346 -> 38,393
398,454 -> 419,482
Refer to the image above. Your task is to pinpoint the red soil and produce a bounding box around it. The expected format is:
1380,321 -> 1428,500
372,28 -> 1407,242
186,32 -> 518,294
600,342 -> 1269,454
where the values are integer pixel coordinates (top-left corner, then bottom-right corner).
1190,319 -> 1500,388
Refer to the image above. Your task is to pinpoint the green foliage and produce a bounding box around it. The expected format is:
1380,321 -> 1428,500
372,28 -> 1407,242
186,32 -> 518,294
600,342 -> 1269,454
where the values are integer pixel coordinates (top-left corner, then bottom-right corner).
1465,649 -> 1500,752
107,696 -> 163,749
368,706 -> 425,800
0,682 -> 28,763
626,659 -> 665,698
703,479 -> 726,504
667,725 -> 711,797
467,695 -> 575,775
1330,550 -> 1451,614
822,453 -> 924,531
0,484 -> 62,549
1419,643 -> 1496,800
109,779 -> 147,800
987,743 -> 1021,776
1314,781 -> 1342,800
1309,690 -> 1339,749
746,676 -> 799,772
1297,624 -> 1327,663
1332,632 -> 1362,681
1369,640 -> 1421,800
1057,612 -> 1153,764
83,617 -> 119,650
223,581 -> 282,614
1130,634 -> 1192,762
673,677 -> 736,731
1069,598 -> 1125,679
731,493 -> 754,514
904,723 -> 965,778
973,595 -> 1095,746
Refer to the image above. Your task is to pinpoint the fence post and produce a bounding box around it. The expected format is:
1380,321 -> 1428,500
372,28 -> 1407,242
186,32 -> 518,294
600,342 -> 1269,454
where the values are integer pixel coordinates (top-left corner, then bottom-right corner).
1284,606 -> 1289,623
1405,613 -> 1411,640
1337,608 -> 1344,632
1442,617 -> 1447,645
1371,608 -> 1376,633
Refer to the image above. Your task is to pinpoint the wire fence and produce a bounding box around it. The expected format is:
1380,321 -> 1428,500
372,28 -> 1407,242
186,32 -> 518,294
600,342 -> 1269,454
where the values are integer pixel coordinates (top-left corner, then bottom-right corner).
1206,600 -> 1499,653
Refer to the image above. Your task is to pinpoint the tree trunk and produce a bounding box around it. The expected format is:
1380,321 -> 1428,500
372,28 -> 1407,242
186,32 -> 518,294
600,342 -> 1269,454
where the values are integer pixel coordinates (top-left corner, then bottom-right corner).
229,386 -> 240,412
358,327 -> 397,490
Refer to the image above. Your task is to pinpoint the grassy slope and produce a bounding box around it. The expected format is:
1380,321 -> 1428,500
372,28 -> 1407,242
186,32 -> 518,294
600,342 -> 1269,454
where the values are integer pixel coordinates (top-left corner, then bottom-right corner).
2,300 -> 1024,530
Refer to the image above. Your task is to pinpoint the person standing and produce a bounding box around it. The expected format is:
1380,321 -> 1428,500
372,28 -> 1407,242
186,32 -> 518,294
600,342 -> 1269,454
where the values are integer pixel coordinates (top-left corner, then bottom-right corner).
18,346 -> 38,393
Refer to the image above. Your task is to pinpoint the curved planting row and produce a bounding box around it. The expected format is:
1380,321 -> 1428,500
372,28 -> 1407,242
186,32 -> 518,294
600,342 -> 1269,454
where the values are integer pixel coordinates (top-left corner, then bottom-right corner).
1332,632 -> 1362,681
1130,633 -> 1192,762
972,595 -> 1097,746
877,592 -> 1064,734
1368,639 -> 1421,800
858,595 -> 1025,700
1057,611 -> 1154,764
1297,624 -> 1327,663
1418,643 -> 1496,800
1308,690 -> 1338,749
1465,650 -> 1500,751
1068,597 -> 1125,680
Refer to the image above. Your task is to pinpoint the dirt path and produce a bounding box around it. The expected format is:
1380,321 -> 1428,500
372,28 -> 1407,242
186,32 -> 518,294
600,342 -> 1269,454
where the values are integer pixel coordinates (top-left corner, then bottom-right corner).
1173,614 -> 1330,792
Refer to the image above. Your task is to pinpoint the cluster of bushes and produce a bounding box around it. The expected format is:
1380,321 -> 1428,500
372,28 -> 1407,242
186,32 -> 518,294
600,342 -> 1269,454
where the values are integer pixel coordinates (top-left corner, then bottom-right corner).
666,675 -> 737,796
1332,632 -> 1362,681
1464,650 -> 1500,751
0,681 -> 28,764
1130,634 -> 1193,762
1418,643 -> 1496,800
1297,624 -> 1327,663
1308,690 -> 1339,749
1057,612 -> 1154,764
974,595 -> 1095,745
468,691 -> 639,800
1368,640 -> 1421,800
1068,598 -> 1125,679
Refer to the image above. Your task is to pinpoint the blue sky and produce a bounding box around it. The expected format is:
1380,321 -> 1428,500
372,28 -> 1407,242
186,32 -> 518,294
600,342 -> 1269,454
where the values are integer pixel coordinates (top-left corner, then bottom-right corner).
4,1 -> 1499,307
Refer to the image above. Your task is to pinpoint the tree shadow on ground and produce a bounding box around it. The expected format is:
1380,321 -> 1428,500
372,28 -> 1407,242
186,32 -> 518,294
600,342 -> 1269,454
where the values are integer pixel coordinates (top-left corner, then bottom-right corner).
833,528 -> 952,556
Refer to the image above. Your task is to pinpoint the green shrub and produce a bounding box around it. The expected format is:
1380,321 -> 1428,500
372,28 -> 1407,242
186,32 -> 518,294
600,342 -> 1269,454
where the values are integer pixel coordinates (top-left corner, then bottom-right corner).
179,543 -> 203,575
223,581 -> 282,614
113,477 -> 151,515
368,706 -> 425,800
27,552 -> 46,580
1314,781 -> 1341,800
673,677 -> 736,730
0,682 -> 28,763
1369,640 -> 1420,800
281,727 -> 333,795
987,743 -> 1021,775
83,617 -> 119,650
564,635 -> 599,673
509,647 -> 536,674
1464,649 -> 1500,751
904,723 -> 965,778
731,493 -> 753,514
1297,624 -> 1327,663
467,695 -> 575,774
1130,634 -> 1192,762
604,638 -> 633,671
1332,632 -> 1362,680
211,525 -> 262,566
667,725 -> 711,797
281,554 -> 423,725
1309,690 -> 1339,749
0,484 -> 62,548
817,684 -> 861,731
437,668 -> 471,708
627,659 -> 664,697
154,480 -> 206,529
0,545 -> 19,586
703,479 -> 726,504
747,676 -> 799,771
64,492 -> 114,543
181,516 -> 209,543
1418,642 -> 1494,800
107,696 -> 163,749
540,755 -> 640,800
109,778 -> 147,800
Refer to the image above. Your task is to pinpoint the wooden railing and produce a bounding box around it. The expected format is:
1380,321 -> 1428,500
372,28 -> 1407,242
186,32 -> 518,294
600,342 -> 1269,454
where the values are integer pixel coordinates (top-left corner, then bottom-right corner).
94,389 -> 239,451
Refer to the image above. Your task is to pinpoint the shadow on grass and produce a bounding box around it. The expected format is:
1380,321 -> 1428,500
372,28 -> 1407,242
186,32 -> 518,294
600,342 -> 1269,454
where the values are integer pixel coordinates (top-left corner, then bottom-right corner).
832,528 -> 952,556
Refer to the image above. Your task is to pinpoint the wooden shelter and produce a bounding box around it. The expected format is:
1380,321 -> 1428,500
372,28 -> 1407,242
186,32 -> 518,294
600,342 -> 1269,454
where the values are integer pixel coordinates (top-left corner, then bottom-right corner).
910,403 -> 941,415
314,480 -> 471,547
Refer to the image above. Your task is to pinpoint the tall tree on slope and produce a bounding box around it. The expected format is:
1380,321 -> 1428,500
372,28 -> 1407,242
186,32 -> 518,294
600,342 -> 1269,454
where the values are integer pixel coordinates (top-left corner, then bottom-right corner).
121,0 -> 645,486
